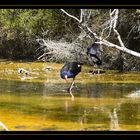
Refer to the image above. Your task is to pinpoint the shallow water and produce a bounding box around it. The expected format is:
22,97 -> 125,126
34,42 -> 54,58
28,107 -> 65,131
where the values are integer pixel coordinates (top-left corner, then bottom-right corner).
0,60 -> 140,131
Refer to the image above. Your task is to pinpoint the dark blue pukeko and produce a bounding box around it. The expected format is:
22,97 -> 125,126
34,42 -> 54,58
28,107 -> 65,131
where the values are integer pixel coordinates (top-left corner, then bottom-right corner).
87,41 -> 102,74
60,62 -> 82,99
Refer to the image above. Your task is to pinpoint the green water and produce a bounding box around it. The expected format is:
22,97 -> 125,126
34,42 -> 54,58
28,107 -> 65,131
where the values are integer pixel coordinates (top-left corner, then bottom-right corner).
0,60 -> 140,131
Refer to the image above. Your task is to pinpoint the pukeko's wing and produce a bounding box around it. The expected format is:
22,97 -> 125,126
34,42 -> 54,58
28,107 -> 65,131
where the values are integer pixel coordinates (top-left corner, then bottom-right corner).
87,43 -> 102,65
61,62 -> 81,77
68,62 -> 81,76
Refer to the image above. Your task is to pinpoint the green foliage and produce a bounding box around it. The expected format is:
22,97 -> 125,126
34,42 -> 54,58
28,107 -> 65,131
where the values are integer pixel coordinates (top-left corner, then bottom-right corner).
0,9 -> 140,71
0,9 -> 81,59
0,10 -> 64,59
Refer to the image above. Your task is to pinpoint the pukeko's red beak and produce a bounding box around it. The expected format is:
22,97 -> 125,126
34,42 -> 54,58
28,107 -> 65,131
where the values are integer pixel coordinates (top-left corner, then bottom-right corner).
64,75 -> 68,82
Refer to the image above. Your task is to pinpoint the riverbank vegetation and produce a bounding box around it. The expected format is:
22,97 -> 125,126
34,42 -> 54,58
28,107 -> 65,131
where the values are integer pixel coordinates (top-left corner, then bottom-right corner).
0,9 -> 140,71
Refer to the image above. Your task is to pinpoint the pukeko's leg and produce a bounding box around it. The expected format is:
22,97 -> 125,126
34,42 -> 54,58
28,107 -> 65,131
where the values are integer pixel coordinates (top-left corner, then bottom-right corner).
69,78 -> 75,92
64,75 -> 75,100
68,78 -> 75,100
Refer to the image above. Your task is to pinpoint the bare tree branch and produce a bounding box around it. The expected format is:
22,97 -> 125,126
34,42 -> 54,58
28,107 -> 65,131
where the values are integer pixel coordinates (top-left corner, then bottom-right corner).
37,51 -> 54,60
60,9 -> 82,23
61,9 -> 140,58
98,39 -> 140,58
111,9 -> 126,48
36,36 -> 85,62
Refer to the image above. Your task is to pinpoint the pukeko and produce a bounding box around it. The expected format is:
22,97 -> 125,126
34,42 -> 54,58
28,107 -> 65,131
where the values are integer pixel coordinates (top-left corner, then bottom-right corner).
60,62 -> 82,100
87,41 -> 102,74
